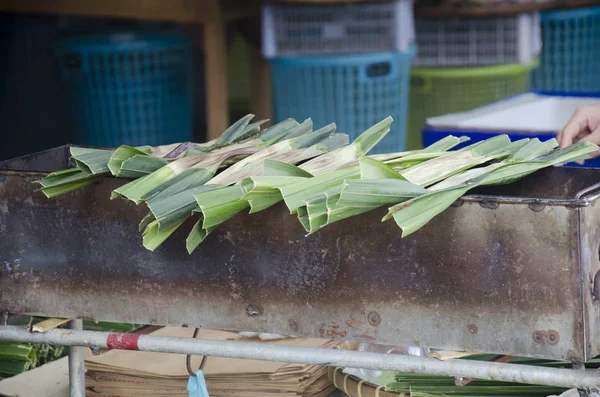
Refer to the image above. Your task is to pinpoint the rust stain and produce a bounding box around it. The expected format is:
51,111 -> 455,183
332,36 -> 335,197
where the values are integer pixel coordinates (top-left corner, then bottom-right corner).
367,311 -> 381,326
533,330 -> 547,344
359,330 -> 376,341
548,330 -> 560,345
321,322 -> 347,339
533,330 -> 560,346
345,316 -> 361,329
327,329 -> 347,338
467,324 -> 478,334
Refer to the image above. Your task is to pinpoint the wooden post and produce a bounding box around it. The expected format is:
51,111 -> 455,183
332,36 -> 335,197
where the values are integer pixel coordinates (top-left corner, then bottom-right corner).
203,0 -> 230,140
249,45 -> 273,123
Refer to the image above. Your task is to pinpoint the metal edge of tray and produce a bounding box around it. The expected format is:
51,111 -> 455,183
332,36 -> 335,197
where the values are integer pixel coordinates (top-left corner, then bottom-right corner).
460,194 -> 589,208
0,145 -> 72,173
579,198 -> 600,361
0,144 -> 112,173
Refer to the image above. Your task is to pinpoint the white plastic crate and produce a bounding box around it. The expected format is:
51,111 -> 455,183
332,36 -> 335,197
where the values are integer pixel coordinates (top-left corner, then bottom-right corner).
426,93 -> 600,132
413,13 -> 541,67
261,0 -> 414,58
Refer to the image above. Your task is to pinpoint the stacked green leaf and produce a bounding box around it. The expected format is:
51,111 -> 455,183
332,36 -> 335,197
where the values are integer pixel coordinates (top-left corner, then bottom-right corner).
185,124 -> 350,252
183,114 -> 269,155
317,137 -> 530,232
239,117 -> 397,235
317,137 -> 469,233
37,113 -> 268,198
385,139 -> 597,237
274,133 -> 468,234
0,343 -> 35,378
38,168 -> 106,198
39,145 -> 174,198
82,321 -> 141,333
107,145 -> 166,178
140,118 -> 334,252
38,113 -> 600,255
382,355 -> 600,396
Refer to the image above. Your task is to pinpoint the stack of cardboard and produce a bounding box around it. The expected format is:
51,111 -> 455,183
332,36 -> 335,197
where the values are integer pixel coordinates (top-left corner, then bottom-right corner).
85,327 -> 340,397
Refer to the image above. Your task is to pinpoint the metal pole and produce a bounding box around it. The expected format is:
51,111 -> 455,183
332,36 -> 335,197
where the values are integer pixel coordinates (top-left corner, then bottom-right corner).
68,320 -> 85,397
0,325 -> 598,390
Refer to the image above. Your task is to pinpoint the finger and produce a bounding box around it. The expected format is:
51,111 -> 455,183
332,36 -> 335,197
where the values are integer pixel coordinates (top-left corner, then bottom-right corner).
589,114 -> 600,132
557,111 -> 579,144
579,126 -> 600,158
584,150 -> 600,159
573,129 -> 589,144
559,120 -> 585,148
559,112 -> 587,149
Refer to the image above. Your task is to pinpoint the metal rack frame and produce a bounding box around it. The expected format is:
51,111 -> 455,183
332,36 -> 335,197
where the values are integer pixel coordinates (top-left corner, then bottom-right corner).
0,324 -> 598,395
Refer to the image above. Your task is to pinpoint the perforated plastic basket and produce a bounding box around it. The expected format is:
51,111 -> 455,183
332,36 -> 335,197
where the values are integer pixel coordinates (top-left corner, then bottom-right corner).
407,61 -> 538,150
56,31 -> 194,147
270,48 -> 414,153
270,49 -> 415,154
413,13 -> 540,67
532,6 -> 600,92
262,0 -> 414,58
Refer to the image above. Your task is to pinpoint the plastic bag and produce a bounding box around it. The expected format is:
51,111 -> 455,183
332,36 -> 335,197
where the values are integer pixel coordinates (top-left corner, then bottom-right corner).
343,342 -> 430,386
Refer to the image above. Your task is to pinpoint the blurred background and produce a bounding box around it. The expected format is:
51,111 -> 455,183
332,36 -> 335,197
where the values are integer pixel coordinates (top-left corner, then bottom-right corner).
0,0 -> 599,160
0,0 -> 600,391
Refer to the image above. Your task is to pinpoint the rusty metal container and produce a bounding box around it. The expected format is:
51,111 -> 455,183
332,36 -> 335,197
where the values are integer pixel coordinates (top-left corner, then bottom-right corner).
1,146 -> 599,362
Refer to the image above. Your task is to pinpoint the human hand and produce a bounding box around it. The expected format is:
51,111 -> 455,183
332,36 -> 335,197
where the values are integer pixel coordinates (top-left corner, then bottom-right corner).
558,104 -> 600,157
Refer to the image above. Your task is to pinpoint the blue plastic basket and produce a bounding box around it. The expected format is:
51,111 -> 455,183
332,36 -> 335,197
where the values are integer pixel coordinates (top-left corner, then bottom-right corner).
532,6 -> 600,93
56,31 -> 194,147
269,49 -> 415,154
422,91 -> 600,168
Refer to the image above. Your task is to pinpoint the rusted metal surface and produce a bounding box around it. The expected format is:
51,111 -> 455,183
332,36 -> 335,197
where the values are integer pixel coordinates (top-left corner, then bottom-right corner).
0,147 -> 599,361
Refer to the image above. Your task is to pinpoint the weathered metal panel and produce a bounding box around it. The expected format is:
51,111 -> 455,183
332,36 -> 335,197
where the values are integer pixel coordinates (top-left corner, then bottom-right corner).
2,153 -> 597,361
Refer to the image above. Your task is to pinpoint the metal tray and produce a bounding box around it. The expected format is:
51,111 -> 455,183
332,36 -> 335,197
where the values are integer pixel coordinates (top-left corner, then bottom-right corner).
1,146 -> 600,362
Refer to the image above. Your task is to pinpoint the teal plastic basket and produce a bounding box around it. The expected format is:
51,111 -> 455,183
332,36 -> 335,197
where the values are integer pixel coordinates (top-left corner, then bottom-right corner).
269,49 -> 415,154
532,6 -> 600,92
56,31 -> 194,147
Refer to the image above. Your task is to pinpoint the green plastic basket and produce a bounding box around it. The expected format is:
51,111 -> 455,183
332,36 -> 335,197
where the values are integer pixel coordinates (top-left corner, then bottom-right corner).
407,60 -> 539,150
